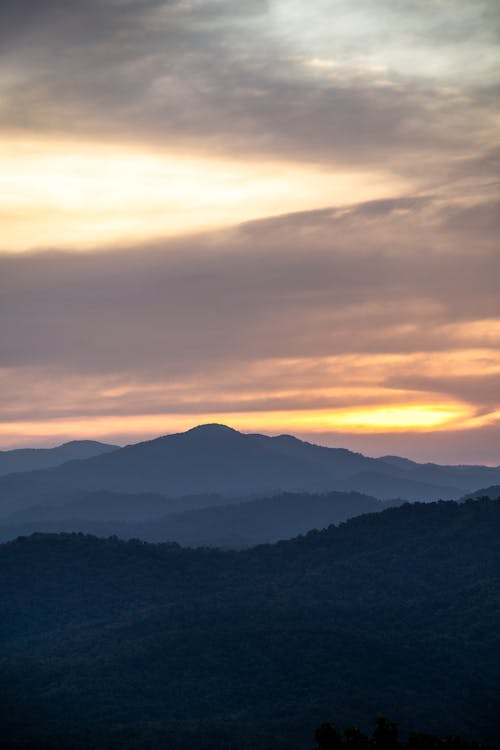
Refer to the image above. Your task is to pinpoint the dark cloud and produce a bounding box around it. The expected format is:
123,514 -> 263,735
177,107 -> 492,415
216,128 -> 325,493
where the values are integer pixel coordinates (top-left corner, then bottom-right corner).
0,0 -> 497,186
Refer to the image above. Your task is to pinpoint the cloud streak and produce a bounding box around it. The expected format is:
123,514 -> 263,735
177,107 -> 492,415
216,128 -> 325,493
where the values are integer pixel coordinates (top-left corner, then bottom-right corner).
1,197 -> 498,368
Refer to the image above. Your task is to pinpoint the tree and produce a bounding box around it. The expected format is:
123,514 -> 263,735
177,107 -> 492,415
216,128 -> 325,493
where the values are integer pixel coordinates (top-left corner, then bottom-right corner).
371,716 -> 398,750
344,725 -> 370,749
315,722 -> 343,750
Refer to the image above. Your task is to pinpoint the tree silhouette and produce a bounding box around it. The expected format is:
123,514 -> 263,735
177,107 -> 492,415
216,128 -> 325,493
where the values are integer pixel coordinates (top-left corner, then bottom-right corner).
344,725 -> 369,749
314,717 -> 487,750
315,722 -> 343,750
371,715 -> 398,750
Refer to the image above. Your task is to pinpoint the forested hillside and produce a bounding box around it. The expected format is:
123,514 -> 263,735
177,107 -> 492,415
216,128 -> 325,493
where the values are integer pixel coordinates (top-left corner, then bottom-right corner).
1,499 -> 499,749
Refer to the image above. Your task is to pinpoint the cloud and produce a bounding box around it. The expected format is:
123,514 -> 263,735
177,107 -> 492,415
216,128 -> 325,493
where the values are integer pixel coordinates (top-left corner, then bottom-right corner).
0,1 -> 499,460
0,196 -> 498,455
0,0 -> 498,192
1,197 -> 498,372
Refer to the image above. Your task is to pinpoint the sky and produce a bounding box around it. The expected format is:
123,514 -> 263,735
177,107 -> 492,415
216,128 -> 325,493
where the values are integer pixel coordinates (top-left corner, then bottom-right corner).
1,0 -> 499,463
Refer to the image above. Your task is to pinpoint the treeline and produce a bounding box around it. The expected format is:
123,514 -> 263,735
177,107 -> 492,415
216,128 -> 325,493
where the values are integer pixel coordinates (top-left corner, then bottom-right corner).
0,716 -> 489,750
315,717 -> 487,749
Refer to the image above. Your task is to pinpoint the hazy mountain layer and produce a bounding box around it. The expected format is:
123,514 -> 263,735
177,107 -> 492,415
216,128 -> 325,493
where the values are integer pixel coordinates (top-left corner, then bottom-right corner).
0,490 -> 388,547
1,425 -> 499,518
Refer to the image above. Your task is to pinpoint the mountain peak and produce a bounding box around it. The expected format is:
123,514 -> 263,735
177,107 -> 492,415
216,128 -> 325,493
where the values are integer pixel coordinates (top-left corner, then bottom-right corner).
186,424 -> 240,436
58,440 -> 116,449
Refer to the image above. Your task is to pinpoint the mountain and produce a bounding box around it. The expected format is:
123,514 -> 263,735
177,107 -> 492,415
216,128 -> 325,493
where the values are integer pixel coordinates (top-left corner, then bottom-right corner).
2,424 -> 499,518
461,485 -> 500,501
6,490 -> 175,523
1,498 -> 499,749
0,440 -> 119,477
0,490 -> 388,547
375,453 -> 500,494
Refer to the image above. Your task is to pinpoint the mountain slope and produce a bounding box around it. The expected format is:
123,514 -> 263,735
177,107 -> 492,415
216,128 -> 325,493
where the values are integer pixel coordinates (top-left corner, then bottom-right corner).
1,499 -> 499,748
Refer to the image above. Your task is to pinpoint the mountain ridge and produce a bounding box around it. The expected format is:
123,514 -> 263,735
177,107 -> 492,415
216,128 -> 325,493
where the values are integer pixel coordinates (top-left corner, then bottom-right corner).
0,439 -> 119,478
0,489 -> 390,547
0,424 -> 499,519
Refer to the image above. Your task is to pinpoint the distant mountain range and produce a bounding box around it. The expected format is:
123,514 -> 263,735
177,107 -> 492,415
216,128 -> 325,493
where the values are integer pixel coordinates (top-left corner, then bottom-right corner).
0,425 -> 499,524
0,439 -> 119,477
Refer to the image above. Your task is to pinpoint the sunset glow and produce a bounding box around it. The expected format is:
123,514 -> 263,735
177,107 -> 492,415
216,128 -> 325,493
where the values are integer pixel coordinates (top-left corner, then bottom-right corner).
0,0 -> 499,463
0,399 -> 492,449
0,138 -> 407,251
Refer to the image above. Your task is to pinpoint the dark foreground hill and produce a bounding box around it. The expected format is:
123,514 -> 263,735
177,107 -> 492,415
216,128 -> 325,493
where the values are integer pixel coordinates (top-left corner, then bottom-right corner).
0,440 -> 119,477
1,425 -> 500,518
1,499 -> 500,749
